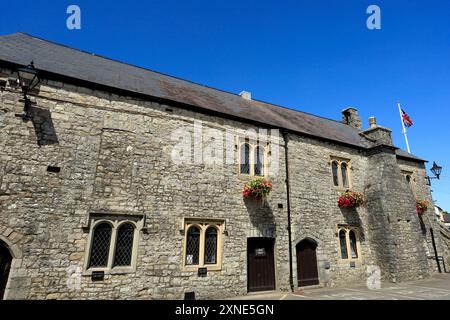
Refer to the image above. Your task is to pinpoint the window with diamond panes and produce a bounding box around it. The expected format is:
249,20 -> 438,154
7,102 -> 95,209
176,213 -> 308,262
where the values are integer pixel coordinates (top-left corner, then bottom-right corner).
113,223 -> 135,267
337,227 -> 361,261
204,227 -> 218,264
349,230 -> 358,258
254,146 -> 264,176
332,161 -> 339,186
240,143 -> 250,174
341,162 -> 349,188
186,226 -> 200,265
89,223 -> 112,268
339,229 -> 348,259
330,158 -> 352,188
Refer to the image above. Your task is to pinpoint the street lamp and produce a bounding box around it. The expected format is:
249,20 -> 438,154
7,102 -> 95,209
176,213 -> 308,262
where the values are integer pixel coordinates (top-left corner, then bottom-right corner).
430,162 -> 442,179
15,61 -> 40,120
427,161 -> 443,186
424,161 -> 444,273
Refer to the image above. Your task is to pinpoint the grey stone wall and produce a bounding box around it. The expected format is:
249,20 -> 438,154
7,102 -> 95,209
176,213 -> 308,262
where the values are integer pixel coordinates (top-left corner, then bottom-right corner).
0,68 -> 290,299
0,66 -> 445,299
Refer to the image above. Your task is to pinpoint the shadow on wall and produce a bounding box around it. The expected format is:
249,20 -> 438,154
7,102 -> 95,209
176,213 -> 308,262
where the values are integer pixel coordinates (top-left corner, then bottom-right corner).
244,198 -> 276,237
29,106 -> 59,146
340,208 -> 366,243
340,207 -> 363,228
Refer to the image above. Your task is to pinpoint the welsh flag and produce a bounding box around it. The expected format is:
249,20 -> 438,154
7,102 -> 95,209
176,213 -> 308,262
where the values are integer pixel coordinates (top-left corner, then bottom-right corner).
401,109 -> 414,128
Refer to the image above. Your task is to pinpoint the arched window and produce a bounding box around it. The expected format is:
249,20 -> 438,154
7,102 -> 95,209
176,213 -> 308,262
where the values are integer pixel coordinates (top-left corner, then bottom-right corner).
339,229 -> 348,259
254,146 -> 265,176
204,227 -> 218,264
349,230 -> 358,258
341,162 -> 349,188
330,158 -> 352,188
332,161 -> 339,186
240,143 -> 250,174
113,223 -> 135,267
89,223 -> 112,268
186,226 -> 200,265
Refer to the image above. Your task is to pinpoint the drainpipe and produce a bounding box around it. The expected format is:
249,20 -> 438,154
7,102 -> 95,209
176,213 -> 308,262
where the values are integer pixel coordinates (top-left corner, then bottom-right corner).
282,130 -> 295,292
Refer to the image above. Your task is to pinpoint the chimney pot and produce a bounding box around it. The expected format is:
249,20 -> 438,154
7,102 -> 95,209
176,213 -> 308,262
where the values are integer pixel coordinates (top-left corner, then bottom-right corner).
369,117 -> 377,128
239,91 -> 251,100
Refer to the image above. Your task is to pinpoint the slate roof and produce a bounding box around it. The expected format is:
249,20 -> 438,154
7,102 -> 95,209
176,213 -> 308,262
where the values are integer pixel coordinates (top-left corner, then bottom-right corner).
0,32 -> 424,162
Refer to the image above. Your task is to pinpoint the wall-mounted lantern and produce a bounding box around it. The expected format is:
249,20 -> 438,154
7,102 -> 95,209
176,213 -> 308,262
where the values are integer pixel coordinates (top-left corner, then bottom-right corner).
15,61 -> 40,120
427,161 -> 443,186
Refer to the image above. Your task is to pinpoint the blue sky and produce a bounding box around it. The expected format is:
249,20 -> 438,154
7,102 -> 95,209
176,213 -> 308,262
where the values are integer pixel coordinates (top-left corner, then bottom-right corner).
1,1 -> 449,210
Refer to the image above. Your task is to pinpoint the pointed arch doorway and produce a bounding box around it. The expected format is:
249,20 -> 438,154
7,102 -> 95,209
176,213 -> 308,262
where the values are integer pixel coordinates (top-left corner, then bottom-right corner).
0,240 -> 12,300
296,239 -> 319,287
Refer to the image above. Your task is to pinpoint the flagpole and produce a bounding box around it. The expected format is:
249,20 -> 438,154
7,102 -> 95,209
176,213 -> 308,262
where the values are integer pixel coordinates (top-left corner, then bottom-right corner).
397,101 -> 411,153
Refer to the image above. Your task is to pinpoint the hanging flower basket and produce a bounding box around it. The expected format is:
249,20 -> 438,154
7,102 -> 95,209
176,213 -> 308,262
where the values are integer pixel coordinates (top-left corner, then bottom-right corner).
416,200 -> 429,215
243,178 -> 272,200
338,191 -> 365,209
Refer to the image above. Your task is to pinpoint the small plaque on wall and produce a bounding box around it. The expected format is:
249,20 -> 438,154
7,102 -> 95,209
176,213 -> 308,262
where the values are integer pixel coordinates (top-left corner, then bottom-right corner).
198,267 -> 207,277
255,248 -> 266,257
91,271 -> 104,281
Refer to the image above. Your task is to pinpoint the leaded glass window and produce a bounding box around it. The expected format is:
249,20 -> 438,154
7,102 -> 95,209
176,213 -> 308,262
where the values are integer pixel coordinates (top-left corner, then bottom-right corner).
113,223 -> 135,267
186,226 -> 200,265
89,223 -> 112,268
204,227 -> 218,264
331,158 -> 352,188
349,230 -> 358,258
339,230 -> 348,259
240,143 -> 250,174
254,146 -> 264,176
341,162 -> 349,188
332,161 -> 339,186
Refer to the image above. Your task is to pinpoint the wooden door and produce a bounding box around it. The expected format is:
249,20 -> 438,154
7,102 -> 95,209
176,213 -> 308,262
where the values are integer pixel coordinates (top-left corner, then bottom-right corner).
247,238 -> 275,292
0,242 -> 12,300
296,239 -> 319,287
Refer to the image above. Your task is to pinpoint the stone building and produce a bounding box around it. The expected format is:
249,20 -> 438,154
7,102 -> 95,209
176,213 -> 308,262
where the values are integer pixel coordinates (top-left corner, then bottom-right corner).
0,33 -> 447,299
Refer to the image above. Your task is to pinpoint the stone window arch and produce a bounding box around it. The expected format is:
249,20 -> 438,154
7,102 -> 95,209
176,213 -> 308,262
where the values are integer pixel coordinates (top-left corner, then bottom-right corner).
337,226 -> 361,261
183,219 -> 224,271
330,157 -> 352,189
239,140 -> 269,176
402,170 -> 416,195
84,214 -> 144,275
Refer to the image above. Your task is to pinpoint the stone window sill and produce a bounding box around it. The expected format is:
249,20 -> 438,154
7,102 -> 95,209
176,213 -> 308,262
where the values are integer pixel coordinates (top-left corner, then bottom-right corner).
182,265 -> 222,272
82,266 -> 136,276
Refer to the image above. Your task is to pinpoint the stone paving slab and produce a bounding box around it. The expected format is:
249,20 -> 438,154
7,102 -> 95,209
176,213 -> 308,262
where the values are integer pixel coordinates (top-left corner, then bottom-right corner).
229,274 -> 450,300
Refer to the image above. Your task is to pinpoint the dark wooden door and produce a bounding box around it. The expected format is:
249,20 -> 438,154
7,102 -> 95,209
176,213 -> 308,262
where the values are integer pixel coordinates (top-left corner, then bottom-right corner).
296,239 -> 319,287
247,238 -> 275,292
0,242 -> 12,300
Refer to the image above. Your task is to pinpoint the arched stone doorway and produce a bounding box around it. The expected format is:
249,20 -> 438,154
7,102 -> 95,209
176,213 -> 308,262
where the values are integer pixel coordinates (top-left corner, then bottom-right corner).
296,238 -> 319,287
0,240 -> 12,300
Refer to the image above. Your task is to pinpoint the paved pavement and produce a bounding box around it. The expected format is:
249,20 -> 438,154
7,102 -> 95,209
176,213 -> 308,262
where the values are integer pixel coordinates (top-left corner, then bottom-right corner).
231,273 -> 450,300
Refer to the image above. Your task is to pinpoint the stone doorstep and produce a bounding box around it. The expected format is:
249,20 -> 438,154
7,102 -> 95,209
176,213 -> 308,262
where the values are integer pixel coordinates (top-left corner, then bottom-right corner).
295,284 -> 324,292
246,290 -> 278,296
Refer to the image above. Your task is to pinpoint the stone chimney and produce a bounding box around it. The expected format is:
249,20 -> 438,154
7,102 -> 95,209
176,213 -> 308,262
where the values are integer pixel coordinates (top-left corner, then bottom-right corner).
239,91 -> 251,100
362,116 -> 393,146
342,107 -> 362,130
